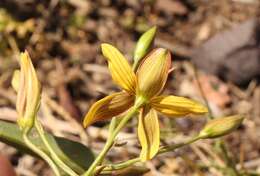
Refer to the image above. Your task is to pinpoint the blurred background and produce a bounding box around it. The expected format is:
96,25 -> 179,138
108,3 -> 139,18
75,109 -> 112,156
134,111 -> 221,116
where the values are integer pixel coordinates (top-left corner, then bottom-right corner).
0,0 -> 259,175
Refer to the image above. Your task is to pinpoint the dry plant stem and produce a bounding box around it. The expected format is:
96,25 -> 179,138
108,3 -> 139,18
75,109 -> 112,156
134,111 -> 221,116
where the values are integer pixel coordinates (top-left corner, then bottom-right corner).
83,103 -> 142,176
216,140 -> 240,176
22,127 -> 61,176
101,135 -> 202,172
192,65 -> 239,175
34,120 -> 79,176
193,65 -> 213,120
43,94 -> 88,144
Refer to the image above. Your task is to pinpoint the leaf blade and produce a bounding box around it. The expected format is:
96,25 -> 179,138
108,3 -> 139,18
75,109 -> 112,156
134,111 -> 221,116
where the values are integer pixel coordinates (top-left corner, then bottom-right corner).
0,120 -> 94,174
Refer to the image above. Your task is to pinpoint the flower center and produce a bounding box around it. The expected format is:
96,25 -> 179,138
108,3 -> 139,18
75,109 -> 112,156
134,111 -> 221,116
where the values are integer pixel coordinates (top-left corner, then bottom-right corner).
134,96 -> 147,109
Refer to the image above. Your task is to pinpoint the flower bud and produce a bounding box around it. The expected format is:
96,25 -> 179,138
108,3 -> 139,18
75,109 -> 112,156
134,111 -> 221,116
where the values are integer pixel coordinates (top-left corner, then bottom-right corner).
133,26 -> 156,70
16,51 -> 41,130
198,115 -> 244,139
136,48 -> 171,101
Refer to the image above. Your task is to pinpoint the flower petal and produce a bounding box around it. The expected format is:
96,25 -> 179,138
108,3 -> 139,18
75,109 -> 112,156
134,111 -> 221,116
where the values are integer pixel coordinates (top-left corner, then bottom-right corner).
151,95 -> 208,117
101,43 -> 137,94
83,92 -> 134,127
136,48 -> 171,100
14,51 -> 41,129
16,60 -> 26,119
23,52 -> 41,120
11,70 -> 20,92
138,106 -> 160,161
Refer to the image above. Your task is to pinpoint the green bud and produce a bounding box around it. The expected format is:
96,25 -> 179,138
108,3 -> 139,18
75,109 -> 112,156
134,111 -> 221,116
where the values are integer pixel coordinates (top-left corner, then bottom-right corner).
133,26 -> 157,71
198,115 -> 244,139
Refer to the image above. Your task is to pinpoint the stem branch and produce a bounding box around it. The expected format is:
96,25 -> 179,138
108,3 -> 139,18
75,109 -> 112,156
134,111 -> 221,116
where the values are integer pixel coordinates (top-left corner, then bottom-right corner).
82,105 -> 140,176
23,128 -> 61,176
101,135 -> 201,173
35,120 -> 78,176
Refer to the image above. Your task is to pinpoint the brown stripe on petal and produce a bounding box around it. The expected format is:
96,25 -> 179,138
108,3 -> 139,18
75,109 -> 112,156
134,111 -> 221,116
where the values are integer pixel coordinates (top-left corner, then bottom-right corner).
83,92 -> 134,127
138,106 -> 160,161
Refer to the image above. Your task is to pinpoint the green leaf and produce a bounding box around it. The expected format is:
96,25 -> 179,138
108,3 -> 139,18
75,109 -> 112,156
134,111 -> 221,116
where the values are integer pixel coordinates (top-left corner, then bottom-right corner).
0,120 -> 94,174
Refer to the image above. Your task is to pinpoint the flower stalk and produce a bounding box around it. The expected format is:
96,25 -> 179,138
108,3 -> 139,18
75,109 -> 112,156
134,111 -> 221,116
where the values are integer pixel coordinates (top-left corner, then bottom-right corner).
83,104 -> 142,176
34,120 -> 79,176
98,113 -> 244,174
99,135 -> 202,173
22,127 -> 61,176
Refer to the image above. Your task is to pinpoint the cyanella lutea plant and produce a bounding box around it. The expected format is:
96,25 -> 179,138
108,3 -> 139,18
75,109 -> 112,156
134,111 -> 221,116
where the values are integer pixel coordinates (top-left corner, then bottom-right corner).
0,26 -> 244,176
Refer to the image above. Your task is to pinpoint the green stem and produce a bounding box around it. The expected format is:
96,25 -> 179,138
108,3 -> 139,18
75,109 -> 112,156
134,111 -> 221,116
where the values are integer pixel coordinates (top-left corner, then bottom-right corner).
159,135 -> 201,154
22,127 -> 61,176
34,120 -> 78,176
102,158 -> 141,172
108,117 -> 117,135
101,135 -> 201,173
83,104 -> 141,176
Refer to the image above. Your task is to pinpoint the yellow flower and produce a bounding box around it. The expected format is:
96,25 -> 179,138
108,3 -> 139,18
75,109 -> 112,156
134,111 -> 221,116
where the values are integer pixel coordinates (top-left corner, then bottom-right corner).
14,51 -> 41,130
83,43 -> 208,161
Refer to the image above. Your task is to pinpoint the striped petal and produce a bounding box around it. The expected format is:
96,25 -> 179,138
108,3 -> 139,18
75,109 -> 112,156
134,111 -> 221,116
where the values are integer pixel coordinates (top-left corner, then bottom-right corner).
17,51 -> 41,120
101,43 -> 137,94
83,92 -> 134,127
151,95 -> 208,117
136,48 -> 171,100
138,106 -> 160,161
22,52 -> 41,120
